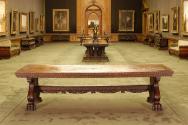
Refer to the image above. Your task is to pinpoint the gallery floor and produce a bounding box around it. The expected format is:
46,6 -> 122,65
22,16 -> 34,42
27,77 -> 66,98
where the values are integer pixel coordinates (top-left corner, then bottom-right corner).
0,42 -> 188,125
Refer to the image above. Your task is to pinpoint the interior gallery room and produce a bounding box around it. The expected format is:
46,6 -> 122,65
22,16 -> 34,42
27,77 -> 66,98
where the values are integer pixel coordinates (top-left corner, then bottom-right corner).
0,0 -> 188,125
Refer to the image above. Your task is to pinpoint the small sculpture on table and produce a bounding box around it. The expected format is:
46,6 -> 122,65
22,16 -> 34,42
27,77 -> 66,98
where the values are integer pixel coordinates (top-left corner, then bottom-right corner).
92,25 -> 99,43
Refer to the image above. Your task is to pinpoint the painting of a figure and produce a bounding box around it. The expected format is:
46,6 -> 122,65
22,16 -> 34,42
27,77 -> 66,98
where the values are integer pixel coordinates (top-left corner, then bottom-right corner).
148,13 -> 154,32
40,15 -> 45,32
11,10 -> 18,35
119,10 -> 135,32
35,18 -> 39,32
171,6 -> 179,34
183,1 -> 188,33
29,12 -> 34,33
0,0 -> 6,35
154,11 -> 160,33
161,15 -> 169,32
20,13 -> 28,33
53,9 -> 69,31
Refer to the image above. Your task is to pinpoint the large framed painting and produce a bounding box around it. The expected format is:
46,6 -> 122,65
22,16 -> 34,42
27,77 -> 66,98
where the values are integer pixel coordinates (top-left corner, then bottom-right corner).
35,18 -> 39,32
161,15 -> 169,32
154,11 -> 160,33
10,10 -> 18,35
118,10 -> 135,32
182,0 -> 188,35
148,13 -> 154,32
171,6 -> 179,34
19,12 -> 28,33
29,11 -> 34,33
40,15 -> 45,32
0,0 -> 6,36
53,9 -> 69,31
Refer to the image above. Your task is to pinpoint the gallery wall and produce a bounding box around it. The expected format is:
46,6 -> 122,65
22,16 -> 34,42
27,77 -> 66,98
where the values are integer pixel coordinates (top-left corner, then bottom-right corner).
148,0 -> 183,39
111,0 -> 143,33
44,0 -> 142,34
45,0 -> 76,33
0,0 -> 44,40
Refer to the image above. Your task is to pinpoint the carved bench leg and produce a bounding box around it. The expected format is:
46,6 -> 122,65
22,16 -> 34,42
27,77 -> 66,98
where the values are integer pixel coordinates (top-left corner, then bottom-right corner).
149,77 -> 162,111
147,77 -> 155,103
27,78 -> 36,111
34,78 -> 42,103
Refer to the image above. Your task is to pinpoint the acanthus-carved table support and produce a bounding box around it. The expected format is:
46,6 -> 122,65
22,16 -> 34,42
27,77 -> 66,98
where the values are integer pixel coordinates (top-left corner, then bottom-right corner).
147,77 -> 162,111
26,78 -> 42,111
83,41 -> 109,62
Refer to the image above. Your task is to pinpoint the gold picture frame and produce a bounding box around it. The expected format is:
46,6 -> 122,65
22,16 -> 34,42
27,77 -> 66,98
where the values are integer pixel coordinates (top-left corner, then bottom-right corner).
19,12 -> 28,33
35,18 -> 39,32
53,9 -> 69,31
40,15 -> 45,32
161,15 -> 169,32
10,10 -> 18,35
154,10 -> 160,33
148,13 -> 154,32
182,0 -> 188,35
118,10 -> 135,32
29,11 -> 34,33
0,0 -> 6,36
171,6 -> 179,34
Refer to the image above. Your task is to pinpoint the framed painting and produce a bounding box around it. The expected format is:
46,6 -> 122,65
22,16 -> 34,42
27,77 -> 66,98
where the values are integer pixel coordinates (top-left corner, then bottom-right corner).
35,18 -> 39,32
161,15 -> 169,32
118,10 -> 135,32
171,6 -> 179,34
19,12 -> 28,33
154,11 -> 160,33
29,11 -> 34,33
53,9 -> 69,31
182,0 -> 188,35
148,13 -> 154,32
10,10 -> 18,35
40,15 -> 45,32
0,0 -> 6,36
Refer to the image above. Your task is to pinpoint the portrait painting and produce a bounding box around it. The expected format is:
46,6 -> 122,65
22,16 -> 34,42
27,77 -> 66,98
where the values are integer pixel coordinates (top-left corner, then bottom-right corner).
53,9 -> 69,31
154,11 -> 160,33
40,15 -> 45,32
161,15 -> 169,32
0,0 -> 6,36
171,6 -> 179,34
29,11 -> 34,33
148,13 -> 154,32
35,18 -> 39,32
183,0 -> 188,35
119,10 -> 135,32
11,10 -> 18,35
20,12 -> 28,33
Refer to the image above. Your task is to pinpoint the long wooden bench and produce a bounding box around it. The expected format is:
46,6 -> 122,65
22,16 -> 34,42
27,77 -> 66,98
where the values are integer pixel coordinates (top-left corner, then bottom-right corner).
15,64 -> 173,111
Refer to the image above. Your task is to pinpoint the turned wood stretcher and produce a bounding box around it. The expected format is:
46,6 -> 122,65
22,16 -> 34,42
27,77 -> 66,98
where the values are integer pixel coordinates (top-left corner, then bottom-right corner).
15,64 -> 173,111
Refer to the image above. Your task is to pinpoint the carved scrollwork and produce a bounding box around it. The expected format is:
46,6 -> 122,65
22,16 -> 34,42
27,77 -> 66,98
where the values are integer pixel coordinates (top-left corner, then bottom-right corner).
39,85 -> 149,94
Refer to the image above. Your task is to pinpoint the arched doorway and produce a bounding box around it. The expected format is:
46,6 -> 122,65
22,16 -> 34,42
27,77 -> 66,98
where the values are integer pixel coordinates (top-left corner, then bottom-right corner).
85,4 -> 102,35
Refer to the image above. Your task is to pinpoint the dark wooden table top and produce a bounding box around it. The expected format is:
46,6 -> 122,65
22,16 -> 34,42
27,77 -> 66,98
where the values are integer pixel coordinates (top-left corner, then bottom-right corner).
83,39 -> 108,46
15,64 -> 174,78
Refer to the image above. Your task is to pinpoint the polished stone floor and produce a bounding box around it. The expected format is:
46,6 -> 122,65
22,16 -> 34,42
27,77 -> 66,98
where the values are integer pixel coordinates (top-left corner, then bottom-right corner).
0,42 -> 188,125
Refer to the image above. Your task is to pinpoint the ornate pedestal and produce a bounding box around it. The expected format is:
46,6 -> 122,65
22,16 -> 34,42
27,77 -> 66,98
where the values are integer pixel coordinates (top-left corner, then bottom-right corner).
82,40 -> 109,62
